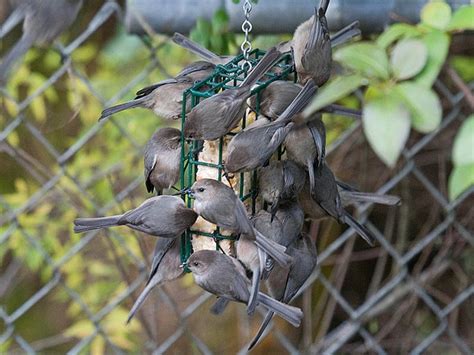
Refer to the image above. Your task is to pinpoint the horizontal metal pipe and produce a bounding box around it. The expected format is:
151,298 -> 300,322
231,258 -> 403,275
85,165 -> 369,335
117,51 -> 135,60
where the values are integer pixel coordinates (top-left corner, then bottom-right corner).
125,0 -> 469,35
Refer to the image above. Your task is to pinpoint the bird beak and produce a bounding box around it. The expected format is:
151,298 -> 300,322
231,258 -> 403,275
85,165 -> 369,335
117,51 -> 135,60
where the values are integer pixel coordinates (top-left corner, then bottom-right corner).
180,262 -> 188,269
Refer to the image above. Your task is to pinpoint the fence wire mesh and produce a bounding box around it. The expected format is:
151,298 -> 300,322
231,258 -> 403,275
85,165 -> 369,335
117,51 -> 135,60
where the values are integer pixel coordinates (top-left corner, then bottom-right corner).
0,1 -> 473,354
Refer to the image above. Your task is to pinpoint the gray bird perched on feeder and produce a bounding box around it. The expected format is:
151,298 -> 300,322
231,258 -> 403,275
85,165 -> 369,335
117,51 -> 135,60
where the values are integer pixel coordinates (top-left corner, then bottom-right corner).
225,79 -> 317,173
127,238 -> 183,323
99,61 -> 215,121
293,0 -> 332,85
143,127 -> 182,195
73,195 -> 197,237
248,233 -> 317,350
299,178 -> 401,221
184,46 -> 281,140
0,0 -> 83,84
186,250 -> 304,327
305,162 -> 377,245
187,179 -> 293,267
258,160 -> 307,217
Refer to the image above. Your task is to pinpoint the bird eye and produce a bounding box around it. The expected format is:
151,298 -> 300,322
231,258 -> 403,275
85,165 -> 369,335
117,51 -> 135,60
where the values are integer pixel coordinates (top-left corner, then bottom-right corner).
198,187 -> 205,192
193,261 -> 199,266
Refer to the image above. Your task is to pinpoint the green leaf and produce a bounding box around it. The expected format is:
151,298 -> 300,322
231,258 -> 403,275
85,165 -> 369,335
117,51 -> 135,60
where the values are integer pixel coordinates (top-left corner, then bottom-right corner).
212,8 -> 229,33
414,30 -> 450,87
376,23 -> 421,49
447,5 -> 474,31
395,82 -> 442,133
363,94 -> 411,167
390,39 -> 428,80
421,1 -> 452,30
334,42 -> 390,80
449,164 -> 474,200
450,56 -> 474,82
303,74 -> 367,116
452,115 -> 474,166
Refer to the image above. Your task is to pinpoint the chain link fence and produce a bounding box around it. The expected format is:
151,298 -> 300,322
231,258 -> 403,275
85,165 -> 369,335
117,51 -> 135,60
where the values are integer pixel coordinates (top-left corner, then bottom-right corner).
0,1 -> 472,354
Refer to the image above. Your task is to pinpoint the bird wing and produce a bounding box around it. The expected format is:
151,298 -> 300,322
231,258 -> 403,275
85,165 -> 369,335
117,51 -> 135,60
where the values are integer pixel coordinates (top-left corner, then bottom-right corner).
135,78 -> 179,99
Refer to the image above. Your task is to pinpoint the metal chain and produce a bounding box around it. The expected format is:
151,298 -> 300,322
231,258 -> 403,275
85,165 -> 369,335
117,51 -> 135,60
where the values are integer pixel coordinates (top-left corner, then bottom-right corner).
240,0 -> 253,71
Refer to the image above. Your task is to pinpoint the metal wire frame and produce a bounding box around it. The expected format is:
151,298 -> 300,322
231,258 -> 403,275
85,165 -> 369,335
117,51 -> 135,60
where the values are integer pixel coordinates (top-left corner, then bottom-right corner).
0,1 -> 472,353
178,49 -> 294,265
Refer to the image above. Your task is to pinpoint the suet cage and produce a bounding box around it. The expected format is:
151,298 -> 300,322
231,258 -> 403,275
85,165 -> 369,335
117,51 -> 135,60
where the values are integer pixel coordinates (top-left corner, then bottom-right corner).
178,49 -> 295,267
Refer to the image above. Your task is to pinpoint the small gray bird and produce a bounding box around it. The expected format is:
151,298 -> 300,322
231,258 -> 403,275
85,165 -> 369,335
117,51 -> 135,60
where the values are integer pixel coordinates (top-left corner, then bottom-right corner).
253,204 -> 305,279
184,47 -> 281,140
305,162 -> 378,245
187,250 -> 303,327
249,80 -> 362,121
248,233 -> 317,350
293,0 -> 331,85
0,0 -> 83,83
225,80 -> 317,173
284,116 -> 326,194
299,178 -> 401,220
188,179 -> 292,268
172,32 -> 233,66
143,127 -> 182,195
127,238 -> 183,323
258,160 -> 306,216
99,61 -> 215,121
73,195 -> 197,237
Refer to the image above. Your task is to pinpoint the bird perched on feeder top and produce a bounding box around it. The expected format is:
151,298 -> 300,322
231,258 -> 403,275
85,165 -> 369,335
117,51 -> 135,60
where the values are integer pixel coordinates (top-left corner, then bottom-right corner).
187,250 -> 304,327
225,79 -> 317,173
248,233 -> 317,350
127,237 -> 184,323
0,0 -> 83,84
143,127 -> 182,195
293,0 -> 332,86
172,32 -> 233,66
99,61 -> 215,121
73,195 -> 197,238
184,46 -> 281,140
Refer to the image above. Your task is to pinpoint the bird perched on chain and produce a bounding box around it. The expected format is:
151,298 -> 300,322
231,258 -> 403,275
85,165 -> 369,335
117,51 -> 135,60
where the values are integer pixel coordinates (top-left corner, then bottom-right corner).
299,178 -> 401,221
99,61 -> 215,121
172,32 -> 233,66
143,127 -> 182,195
225,79 -> 317,173
187,250 -> 303,327
127,238 -> 183,323
184,47 -> 281,140
258,160 -> 306,217
248,233 -> 317,350
0,0 -> 83,83
73,195 -> 197,237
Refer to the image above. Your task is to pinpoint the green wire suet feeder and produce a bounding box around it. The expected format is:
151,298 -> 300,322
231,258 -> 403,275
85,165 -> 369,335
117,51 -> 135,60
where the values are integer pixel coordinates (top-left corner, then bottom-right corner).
178,49 -> 295,269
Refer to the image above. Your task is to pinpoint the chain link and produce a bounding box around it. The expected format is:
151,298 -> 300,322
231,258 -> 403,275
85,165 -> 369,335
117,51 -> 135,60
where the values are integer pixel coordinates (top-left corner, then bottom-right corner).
240,0 -> 253,71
